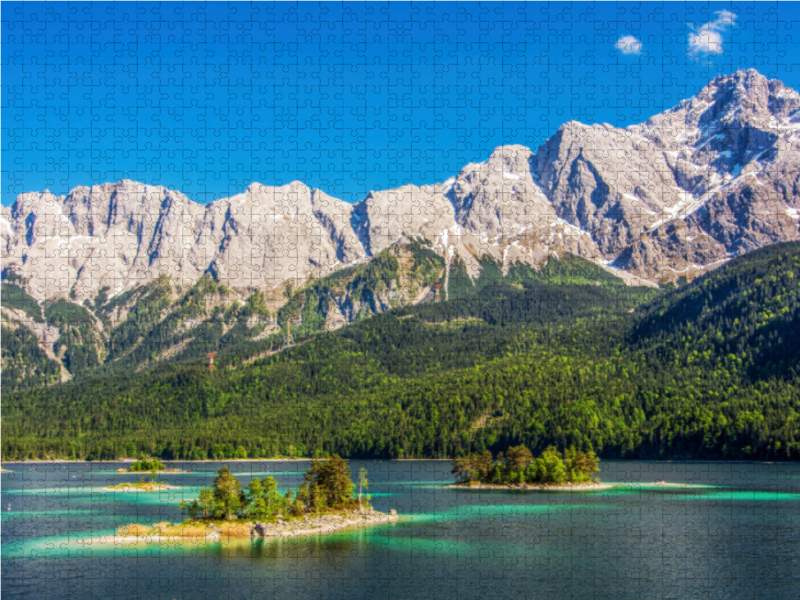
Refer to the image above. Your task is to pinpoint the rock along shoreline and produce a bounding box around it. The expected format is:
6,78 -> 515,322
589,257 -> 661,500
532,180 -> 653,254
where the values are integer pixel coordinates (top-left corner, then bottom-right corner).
247,509 -> 399,538
86,509 -> 399,546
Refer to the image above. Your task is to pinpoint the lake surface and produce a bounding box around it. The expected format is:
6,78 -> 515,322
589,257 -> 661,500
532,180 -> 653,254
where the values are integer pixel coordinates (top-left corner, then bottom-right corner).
3,460 -> 800,599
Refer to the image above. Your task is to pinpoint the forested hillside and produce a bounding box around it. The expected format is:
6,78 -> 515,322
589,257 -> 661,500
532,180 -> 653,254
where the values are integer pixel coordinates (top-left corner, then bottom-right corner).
1,241 -> 447,389
630,242 -> 800,381
4,243 -> 800,462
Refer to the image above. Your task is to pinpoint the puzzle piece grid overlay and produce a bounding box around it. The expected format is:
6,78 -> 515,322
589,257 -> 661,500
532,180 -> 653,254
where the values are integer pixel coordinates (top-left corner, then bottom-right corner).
3,2 -> 800,600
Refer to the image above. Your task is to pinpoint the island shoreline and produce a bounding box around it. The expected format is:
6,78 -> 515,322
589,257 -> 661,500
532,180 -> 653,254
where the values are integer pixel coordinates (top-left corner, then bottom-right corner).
85,511 -> 400,546
100,484 -> 180,492
445,482 -> 614,492
445,481 -> 710,491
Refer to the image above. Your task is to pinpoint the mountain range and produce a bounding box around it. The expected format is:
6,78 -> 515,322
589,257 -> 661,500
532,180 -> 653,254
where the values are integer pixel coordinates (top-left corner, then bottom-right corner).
3,69 -> 800,386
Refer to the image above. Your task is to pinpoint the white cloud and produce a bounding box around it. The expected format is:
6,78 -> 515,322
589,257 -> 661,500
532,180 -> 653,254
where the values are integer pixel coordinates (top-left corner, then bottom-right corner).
616,35 -> 642,55
689,10 -> 737,55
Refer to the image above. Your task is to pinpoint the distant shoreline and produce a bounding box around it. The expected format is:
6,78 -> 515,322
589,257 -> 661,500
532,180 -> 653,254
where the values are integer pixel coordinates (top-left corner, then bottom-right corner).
1,459 -> 312,466
2,459 -> 313,464
3,458 -> 799,465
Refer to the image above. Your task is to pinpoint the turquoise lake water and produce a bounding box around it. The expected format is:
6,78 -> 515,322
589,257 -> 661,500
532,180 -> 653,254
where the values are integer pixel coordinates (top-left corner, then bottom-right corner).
2,460 -> 799,599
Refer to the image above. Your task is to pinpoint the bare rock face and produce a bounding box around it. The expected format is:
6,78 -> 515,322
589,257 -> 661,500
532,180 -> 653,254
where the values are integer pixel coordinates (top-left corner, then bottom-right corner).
2,180 -> 367,302
537,69 -> 800,280
4,69 -> 800,301
353,183 -> 458,256
194,182 -> 366,292
311,189 -> 366,264
2,181 -> 207,301
451,144 -> 555,238
535,122 -> 677,256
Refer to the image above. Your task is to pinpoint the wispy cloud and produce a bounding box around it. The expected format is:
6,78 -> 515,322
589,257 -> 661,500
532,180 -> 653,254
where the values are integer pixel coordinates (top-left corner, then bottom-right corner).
616,35 -> 642,55
689,10 -> 736,55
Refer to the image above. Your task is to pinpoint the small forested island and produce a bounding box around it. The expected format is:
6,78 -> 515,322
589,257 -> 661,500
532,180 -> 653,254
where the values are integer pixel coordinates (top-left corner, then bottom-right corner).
117,457 -> 181,473
449,445 -> 609,490
104,481 -> 175,492
111,455 -> 397,544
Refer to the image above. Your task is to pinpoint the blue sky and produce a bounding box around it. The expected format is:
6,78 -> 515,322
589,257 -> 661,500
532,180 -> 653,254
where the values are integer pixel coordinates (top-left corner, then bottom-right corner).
3,1 -> 799,205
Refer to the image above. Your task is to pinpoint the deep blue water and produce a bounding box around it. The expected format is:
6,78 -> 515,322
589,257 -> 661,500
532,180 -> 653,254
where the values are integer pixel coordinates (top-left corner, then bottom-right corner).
2,460 -> 800,599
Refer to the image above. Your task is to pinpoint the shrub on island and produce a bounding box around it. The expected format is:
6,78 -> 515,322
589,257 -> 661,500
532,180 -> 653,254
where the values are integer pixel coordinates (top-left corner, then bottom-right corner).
451,445 -> 600,486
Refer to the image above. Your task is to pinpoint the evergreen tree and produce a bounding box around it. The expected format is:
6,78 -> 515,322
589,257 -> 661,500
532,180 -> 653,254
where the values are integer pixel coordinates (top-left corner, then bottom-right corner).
212,466 -> 243,520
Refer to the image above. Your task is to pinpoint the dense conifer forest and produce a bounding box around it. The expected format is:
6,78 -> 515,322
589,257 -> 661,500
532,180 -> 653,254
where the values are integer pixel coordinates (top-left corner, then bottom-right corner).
4,243 -> 800,462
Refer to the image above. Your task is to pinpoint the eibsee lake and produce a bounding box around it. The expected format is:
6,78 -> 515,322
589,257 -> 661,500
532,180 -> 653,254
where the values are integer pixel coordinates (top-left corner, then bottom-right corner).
2,460 -> 799,599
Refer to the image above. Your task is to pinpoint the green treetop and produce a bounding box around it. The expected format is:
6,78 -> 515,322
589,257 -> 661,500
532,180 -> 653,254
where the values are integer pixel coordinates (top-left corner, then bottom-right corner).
128,457 -> 166,472
212,466 -> 243,520
304,454 -> 356,510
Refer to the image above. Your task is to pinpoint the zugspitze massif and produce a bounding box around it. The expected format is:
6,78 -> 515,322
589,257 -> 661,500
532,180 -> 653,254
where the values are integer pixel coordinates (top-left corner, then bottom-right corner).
4,69 -> 800,304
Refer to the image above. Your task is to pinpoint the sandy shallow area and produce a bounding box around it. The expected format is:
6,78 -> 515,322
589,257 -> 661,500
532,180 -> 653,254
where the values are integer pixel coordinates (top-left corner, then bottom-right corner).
84,511 -> 399,546
116,468 -> 186,473
644,481 -> 710,488
100,484 -> 179,492
445,482 -> 615,491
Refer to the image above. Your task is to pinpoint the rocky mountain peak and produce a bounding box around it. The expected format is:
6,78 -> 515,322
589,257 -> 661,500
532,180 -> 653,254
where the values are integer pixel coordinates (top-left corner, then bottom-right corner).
3,69 -> 800,301
692,69 -> 799,128
484,144 -> 535,174
225,180 -> 313,209
652,69 -> 800,137
449,144 -> 551,237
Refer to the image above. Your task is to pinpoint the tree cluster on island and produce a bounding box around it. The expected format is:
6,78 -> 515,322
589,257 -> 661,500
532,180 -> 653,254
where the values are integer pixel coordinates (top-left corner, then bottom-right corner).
451,445 -> 600,486
179,455 -> 372,523
106,474 -> 171,491
127,457 -> 166,472
107,457 -> 185,491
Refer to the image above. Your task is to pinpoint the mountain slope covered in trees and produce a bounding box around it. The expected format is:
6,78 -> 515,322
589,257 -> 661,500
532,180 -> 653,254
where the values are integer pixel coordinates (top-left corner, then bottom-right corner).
4,242 -> 800,462
1,241 -> 449,389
